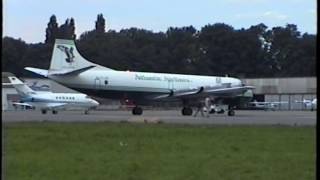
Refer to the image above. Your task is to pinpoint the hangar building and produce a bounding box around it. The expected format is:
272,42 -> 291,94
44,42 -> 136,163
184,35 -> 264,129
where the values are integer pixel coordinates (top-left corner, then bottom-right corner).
242,77 -> 316,110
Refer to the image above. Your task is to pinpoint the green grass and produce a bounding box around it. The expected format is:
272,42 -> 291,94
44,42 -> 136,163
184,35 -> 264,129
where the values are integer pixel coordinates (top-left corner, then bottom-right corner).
3,122 -> 315,180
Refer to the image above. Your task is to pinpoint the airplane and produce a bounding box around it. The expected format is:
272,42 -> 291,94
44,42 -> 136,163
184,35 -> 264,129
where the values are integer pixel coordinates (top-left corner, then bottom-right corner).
295,98 -> 317,111
25,39 -> 255,116
248,100 -> 288,111
7,76 -> 100,114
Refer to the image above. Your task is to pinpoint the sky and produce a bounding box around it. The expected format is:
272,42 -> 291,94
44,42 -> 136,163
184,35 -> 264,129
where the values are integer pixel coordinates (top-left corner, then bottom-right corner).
3,0 -> 317,43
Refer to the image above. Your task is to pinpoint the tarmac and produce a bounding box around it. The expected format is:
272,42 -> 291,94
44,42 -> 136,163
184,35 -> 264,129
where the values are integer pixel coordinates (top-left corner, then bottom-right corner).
1,109 -> 317,126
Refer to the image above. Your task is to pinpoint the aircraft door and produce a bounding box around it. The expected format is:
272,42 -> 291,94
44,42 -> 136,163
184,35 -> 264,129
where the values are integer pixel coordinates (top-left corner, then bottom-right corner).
168,80 -> 174,91
94,77 -> 101,90
216,77 -> 221,86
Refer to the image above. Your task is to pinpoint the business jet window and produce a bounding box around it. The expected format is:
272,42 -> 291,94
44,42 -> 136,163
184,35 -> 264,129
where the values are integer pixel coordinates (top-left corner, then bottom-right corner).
105,80 -> 108,85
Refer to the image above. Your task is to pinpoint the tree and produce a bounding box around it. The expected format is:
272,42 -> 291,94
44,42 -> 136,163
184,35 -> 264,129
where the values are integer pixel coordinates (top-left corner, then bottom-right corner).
45,15 -> 59,44
57,18 -> 76,40
95,14 -> 106,33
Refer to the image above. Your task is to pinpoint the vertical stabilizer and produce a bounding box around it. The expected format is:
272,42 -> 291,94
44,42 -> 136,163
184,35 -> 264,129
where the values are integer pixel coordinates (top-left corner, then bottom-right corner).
8,77 -> 36,97
49,39 -> 113,71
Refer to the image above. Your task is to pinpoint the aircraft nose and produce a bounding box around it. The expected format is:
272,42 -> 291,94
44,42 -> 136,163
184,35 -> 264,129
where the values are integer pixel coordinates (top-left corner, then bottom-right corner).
92,99 -> 100,106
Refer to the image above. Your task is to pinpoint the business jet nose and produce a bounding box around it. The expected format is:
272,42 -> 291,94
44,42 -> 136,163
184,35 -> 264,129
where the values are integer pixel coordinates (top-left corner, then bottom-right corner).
91,99 -> 100,106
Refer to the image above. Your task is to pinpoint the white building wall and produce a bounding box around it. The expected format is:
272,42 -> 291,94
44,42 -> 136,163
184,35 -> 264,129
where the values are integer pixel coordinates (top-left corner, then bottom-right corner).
2,88 -> 18,111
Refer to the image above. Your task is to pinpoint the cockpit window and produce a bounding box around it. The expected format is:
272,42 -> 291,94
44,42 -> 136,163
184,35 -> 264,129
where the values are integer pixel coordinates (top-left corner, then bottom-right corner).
85,96 -> 90,99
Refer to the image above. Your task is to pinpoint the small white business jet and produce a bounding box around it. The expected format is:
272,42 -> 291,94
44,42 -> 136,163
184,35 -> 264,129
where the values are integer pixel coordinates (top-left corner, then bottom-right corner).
25,39 -> 254,116
295,98 -> 317,111
7,76 -> 99,114
248,100 -> 288,111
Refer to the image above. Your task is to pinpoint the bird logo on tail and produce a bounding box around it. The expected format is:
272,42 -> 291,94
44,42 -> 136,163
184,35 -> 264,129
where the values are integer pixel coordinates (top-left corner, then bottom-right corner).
57,45 -> 75,63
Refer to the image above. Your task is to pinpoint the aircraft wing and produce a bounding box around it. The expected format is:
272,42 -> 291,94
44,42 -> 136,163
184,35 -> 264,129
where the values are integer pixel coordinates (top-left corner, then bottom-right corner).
153,85 -> 254,100
43,103 -> 67,108
12,102 -> 34,108
271,101 -> 288,104
13,102 -> 67,109
249,101 -> 288,105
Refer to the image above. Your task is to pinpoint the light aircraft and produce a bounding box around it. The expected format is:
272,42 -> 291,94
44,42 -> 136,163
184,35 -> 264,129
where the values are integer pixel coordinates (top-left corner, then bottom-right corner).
8,76 -> 99,114
25,39 -> 255,116
295,98 -> 317,111
248,100 -> 288,111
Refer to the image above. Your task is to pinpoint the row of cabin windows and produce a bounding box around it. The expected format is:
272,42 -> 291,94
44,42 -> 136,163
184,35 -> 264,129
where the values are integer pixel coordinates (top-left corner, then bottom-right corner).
56,96 -> 75,100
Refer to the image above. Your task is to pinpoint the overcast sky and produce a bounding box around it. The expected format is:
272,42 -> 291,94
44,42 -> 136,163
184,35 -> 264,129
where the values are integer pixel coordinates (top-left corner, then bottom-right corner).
3,0 -> 317,43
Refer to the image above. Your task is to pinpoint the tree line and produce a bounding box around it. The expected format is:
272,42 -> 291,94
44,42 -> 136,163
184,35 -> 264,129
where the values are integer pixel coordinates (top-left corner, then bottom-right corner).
2,14 -> 316,78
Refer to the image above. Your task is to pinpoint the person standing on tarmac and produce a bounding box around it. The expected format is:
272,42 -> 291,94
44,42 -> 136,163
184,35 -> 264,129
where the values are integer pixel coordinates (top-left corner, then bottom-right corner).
194,100 -> 205,117
204,97 -> 212,117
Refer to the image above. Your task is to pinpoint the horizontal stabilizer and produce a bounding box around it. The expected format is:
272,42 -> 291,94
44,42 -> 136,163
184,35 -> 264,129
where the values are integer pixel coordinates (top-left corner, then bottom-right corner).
25,66 -> 95,76
48,65 -> 96,76
25,67 -> 49,77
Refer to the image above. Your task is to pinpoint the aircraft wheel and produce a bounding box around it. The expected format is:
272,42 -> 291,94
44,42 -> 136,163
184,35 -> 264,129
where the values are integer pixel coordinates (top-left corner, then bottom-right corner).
217,109 -> 225,114
132,107 -> 143,115
182,107 -> 193,116
84,110 -> 89,114
41,109 -> 47,114
209,109 -> 216,114
228,110 -> 235,116
52,110 -> 58,114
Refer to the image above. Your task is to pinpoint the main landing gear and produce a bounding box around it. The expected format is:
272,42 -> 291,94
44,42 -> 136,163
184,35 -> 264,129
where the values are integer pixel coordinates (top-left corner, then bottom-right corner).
181,107 -> 193,116
41,109 -> 58,115
132,106 -> 143,115
181,99 -> 193,116
227,105 -> 235,116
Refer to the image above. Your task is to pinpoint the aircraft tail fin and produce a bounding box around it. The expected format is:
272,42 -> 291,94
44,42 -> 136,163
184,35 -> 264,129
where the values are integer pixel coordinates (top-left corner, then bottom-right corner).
8,76 -> 36,97
49,39 -> 114,72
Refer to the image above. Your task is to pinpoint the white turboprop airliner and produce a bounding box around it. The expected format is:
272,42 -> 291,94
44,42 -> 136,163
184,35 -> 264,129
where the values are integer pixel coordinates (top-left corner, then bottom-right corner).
8,76 -> 99,114
295,98 -> 317,111
248,100 -> 288,111
25,39 -> 255,116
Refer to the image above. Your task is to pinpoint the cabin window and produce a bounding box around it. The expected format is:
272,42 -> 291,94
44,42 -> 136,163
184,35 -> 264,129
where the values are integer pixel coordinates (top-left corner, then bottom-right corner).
105,80 -> 108,85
